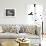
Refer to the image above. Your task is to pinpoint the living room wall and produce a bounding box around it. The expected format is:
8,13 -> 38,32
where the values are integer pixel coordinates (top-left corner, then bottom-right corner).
0,0 -> 46,24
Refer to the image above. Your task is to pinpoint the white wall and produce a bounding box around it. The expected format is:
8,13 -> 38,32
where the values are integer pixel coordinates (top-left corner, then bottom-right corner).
0,0 -> 26,24
0,0 -> 45,24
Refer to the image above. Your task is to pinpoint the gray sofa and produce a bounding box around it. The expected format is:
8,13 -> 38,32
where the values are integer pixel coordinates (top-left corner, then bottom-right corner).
0,24 -> 41,39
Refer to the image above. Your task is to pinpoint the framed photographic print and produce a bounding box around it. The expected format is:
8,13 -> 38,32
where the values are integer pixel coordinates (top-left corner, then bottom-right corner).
5,8 -> 16,17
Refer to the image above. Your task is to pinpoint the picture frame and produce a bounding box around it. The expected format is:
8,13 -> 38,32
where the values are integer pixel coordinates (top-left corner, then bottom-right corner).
5,8 -> 16,17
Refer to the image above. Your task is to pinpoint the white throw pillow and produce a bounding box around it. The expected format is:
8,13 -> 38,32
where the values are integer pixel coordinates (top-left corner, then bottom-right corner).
0,26 -> 3,33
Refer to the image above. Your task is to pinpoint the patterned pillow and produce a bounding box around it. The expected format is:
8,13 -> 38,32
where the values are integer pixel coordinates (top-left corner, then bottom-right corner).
19,25 -> 25,33
10,25 -> 17,33
24,25 -> 36,35
2,25 -> 8,33
35,25 -> 41,36
2,25 -> 17,33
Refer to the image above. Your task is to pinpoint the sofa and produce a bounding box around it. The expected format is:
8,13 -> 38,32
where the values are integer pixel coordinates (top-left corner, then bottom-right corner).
0,24 -> 41,39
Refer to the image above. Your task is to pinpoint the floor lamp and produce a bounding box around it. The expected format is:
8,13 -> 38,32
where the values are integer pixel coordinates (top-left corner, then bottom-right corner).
42,20 -> 43,40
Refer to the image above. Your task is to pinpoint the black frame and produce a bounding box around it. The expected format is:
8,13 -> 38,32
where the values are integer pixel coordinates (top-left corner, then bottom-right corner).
6,9 -> 15,16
